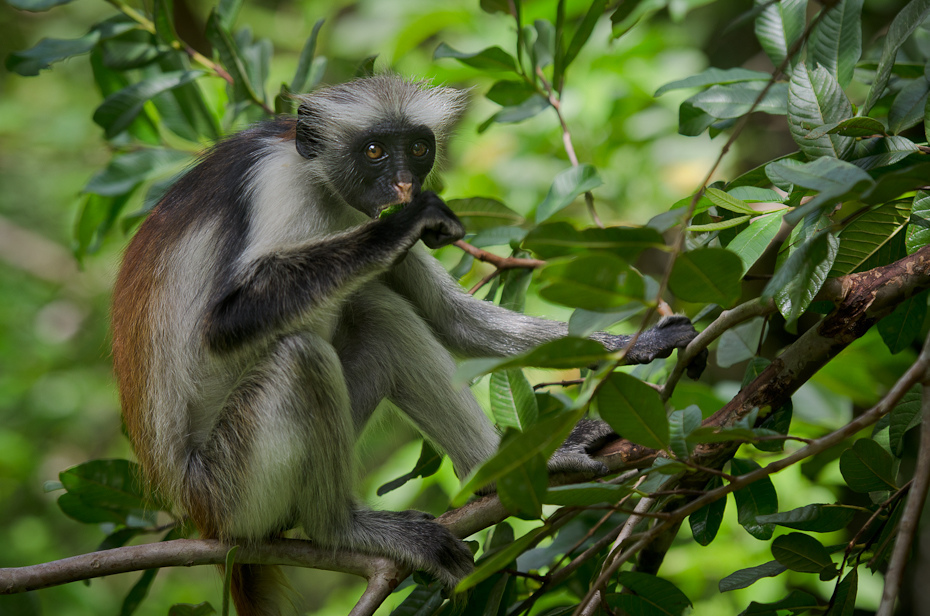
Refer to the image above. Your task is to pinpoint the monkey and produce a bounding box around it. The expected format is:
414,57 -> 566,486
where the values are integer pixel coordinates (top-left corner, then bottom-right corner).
110,75 -> 703,615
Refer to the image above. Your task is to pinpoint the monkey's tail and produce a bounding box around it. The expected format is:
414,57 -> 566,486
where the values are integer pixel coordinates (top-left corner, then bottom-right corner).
228,563 -> 293,616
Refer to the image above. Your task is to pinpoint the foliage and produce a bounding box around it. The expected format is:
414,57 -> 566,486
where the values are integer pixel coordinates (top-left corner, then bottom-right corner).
4,0 -> 930,614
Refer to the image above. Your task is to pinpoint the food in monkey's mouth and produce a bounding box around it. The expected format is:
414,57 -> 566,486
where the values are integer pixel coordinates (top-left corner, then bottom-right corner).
379,203 -> 405,218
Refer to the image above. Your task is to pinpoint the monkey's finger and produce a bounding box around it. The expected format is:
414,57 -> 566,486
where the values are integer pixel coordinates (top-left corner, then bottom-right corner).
686,348 -> 708,380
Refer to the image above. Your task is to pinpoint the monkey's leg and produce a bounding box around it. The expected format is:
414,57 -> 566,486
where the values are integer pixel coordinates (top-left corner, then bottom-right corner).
247,332 -> 473,588
334,283 -> 499,476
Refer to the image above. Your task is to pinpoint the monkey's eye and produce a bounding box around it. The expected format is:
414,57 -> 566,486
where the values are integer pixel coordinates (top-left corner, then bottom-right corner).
365,143 -> 385,160
410,141 -> 429,157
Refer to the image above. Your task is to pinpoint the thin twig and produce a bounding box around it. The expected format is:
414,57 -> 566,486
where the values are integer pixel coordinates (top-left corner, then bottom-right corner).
454,240 -> 546,270
876,379 -> 930,616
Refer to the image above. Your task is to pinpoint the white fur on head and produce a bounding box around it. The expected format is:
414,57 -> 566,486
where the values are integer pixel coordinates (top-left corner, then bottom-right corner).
294,75 -> 468,156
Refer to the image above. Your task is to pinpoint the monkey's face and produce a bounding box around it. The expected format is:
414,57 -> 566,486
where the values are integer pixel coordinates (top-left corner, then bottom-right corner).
334,123 -> 437,218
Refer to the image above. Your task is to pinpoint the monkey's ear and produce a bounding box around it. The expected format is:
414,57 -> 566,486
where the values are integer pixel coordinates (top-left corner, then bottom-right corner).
295,103 -> 324,159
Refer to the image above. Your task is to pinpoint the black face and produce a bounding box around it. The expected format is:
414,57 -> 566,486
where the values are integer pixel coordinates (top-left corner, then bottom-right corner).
334,122 -> 437,218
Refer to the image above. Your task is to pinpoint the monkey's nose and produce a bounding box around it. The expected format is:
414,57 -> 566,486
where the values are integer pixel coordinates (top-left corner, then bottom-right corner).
393,181 -> 414,203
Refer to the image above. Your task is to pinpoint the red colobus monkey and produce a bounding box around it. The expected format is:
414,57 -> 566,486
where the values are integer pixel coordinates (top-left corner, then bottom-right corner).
111,76 -> 701,615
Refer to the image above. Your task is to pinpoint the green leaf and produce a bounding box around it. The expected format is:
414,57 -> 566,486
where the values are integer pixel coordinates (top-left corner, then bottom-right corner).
655,67 -> 771,97
830,201 -> 910,277
688,215 -> 752,232
877,289 -> 928,355
688,82 -> 789,119
704,187 -> 757,214
153,0 -> 178,46
668,248 -> 743,306
498,452 -> 547,517
531,19 -> 555,69
456,524 -> 549,591
889,78 -> 930,134
6,32 -> 101,76
754,0 -> 807,72
719,560 -> 787,591
377,441 -> 443,496
678,100 -> 717,136
726,186 -> 785,203
454,409 -> 581,505
205,10 -> 263,106
434,42 -> 517,71
290,19 -> 325,93
863,0 -> 930,114
889,386 -> 921,455
490,369 -> 539,431
535,164 -> 603,223
768,158 -> 874,224
805,116 -> 887,139
826,570 -> 858,616
58,492 -> 132,525
862,162 -> 930,206
689,476 -> 726,546
839,438 -> 897,492
610,0 -> 663,37
741,590 -> 820,615
905,190 -> 930,255
469,226 -> 526,249
222,546 -> 238,616
756,504 -> 856,532
523,222 -> 663,260
771,533 -> 834,573
717,318 -> 766,368
155,54 -> 221,140
596,372 -> 669,450
447,197 -> 523,231
486,80 -> 535,106
120,569 -> 159,616
93,70 -> 204,138
538,254 -> 645,312
59,459 -> 151,510
83,148 -> 191,197
544,483 -> 631,506
851,136 -> 919,171
608,572 -> 693,615
100,29 -> 163,71
74,192 -> 133,259
456,337 -> 610,384
787,62 -> 854,160
726,212 -> 785,275
388,584 -> 443,615
808,0 -> 863,88
730,458 -> 778,540
217,0 -> 243,30
766,231 -> 839,327
669,405 -> 702,460
563,0 -> 607,71
754,401 -> 792,453
480,95 -> 549,131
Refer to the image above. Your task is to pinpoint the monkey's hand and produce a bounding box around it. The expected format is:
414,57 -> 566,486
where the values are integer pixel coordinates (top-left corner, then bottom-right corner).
407,190 -> 466,249
548,419 -> 614,476
601,315 -> 707,380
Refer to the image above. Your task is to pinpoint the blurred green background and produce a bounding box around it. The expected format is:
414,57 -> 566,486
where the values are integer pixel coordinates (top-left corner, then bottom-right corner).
0,0 -> 913,613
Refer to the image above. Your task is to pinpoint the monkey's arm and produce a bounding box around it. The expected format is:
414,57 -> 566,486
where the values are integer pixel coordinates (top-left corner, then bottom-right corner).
205,198 -> 461,353
389,248 -> 704,375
